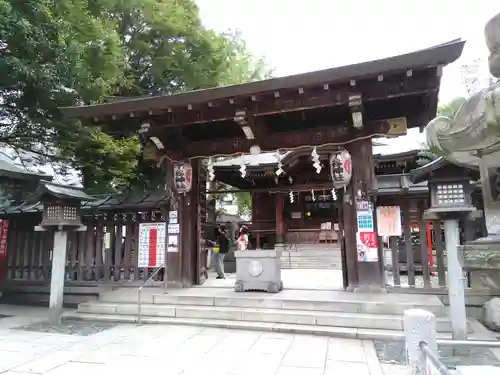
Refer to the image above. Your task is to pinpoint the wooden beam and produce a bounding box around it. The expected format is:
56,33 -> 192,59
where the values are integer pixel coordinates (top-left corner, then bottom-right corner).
250,116 -> 269,146
208,182 -> 335,194
112,74 -> 438,128
182,120 -> 389,157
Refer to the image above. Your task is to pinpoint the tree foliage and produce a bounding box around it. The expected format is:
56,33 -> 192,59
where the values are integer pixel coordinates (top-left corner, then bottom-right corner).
208,180 -> 252,220
437,97 -> 467,119
0,0 -> 272,193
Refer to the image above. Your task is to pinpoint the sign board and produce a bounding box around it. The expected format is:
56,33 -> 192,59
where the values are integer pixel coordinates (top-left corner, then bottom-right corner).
168,223 -> 180,234
376,206 -> 402,236
386,117 -> 408,135
138,222 -> 166,268
167,235 -> 179,252
356,232 -> 378,261
0,219 -> 9,258
356,212 -> 374,231
169,210 -> 178,224
356,200 -> 378,262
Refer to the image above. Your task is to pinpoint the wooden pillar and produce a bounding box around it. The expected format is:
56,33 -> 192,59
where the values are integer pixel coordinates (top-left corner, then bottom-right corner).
275,194 -> 284,249
345,138 -> 384,291
179,159 -> 200,287
342,172 -> 359,288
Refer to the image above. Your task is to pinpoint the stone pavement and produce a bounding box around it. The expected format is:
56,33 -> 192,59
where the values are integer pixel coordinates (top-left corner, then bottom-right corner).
0,305 -> 384,375
2,305 -> 500,374
203,268 -> 445,290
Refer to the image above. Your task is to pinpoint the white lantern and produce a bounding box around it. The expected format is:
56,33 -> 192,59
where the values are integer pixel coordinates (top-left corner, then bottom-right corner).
329,149 -> 352,189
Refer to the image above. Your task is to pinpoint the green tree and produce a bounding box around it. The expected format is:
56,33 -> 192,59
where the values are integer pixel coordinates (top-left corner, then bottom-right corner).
437,97 -> 467,118
233,191 -> 252,218
0,0 -> 130,189
208,179 -> 252,219
0,0 -> 272,194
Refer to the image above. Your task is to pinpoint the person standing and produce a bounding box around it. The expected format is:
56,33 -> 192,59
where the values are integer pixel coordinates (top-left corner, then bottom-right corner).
237,225 -> 250,251
213,224 -> 229,279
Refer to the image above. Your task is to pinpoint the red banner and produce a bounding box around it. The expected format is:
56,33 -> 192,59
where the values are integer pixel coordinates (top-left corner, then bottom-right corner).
0,219 -> 9,280
148,228 -> 157,267
0,220 -> 9,259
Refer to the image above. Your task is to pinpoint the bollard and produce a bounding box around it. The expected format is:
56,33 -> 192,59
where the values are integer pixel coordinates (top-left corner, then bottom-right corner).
404,309 -> 438,375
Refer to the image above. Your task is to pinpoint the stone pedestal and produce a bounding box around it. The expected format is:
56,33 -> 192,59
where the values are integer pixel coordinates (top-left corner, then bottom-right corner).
49,230 -> 68,324
223,251 -> 236,273
461,235 -> 500,290
234,250 -> 283,293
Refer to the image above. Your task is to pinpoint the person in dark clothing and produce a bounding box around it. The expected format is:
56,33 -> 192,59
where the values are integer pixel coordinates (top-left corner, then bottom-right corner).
208,224 -> 229,279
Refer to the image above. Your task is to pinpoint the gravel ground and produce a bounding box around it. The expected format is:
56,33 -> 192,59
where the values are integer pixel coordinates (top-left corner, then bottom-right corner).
14,319 -> 117,336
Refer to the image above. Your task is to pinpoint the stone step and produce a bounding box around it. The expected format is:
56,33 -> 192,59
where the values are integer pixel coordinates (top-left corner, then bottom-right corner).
76,301 -> 468,333
281,262 -> 340,266
65,310 -> 448,341
281,258 -> 341,262
282,255 -> 340,258
281,259 -> 341,264
281,266 -> 340,268
98,291 -> 449,316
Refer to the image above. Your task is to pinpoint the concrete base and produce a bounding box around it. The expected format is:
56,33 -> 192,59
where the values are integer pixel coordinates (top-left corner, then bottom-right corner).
469,270 -> 500,289
234,250 -> 283,293
461,234 -> 500,290
352,285 -> 387,293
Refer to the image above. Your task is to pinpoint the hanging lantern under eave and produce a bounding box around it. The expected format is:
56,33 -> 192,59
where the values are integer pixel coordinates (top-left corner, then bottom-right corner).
329,149 -> 352,189
173,162 -> 193,193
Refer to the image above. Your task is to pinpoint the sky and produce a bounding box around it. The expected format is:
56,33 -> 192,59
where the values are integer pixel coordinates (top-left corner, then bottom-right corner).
11,1 -> 500,182
196,0 -> 499,153
196,0 -> 497,102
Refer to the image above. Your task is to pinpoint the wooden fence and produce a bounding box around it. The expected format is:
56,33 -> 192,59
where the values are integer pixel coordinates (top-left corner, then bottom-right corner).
3,210 -> 168,284
1,200 -> 487,294
382,199 -> 485,293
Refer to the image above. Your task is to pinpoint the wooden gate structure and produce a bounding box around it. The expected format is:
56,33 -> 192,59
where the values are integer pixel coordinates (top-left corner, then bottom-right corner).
0,150 -> 487,296
56,39 -> 466,293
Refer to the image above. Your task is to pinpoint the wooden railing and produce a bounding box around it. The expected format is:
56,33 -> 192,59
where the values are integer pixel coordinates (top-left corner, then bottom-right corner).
2,211 -> 167,283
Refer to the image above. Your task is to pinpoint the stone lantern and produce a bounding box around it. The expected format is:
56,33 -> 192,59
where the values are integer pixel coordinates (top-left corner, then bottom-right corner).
33,181 -> 94,323
427,177 -> 475,217
410,159 -> 478,339
424,12 -> 500,331
425,14 -> 500,266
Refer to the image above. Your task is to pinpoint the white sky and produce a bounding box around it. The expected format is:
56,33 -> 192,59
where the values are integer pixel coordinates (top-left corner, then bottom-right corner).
196,0 -> 499,152
196,0 -> 497,102
14,2 -> 500,181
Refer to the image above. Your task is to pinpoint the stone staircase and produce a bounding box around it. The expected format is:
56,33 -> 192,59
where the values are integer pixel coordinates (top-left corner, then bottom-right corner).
281,247 -> 342,270
63,287 -> 471,340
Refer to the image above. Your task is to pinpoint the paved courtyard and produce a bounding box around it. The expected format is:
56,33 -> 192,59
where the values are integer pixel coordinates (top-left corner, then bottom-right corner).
1,304 -> 500,374
0,305 -> 384,375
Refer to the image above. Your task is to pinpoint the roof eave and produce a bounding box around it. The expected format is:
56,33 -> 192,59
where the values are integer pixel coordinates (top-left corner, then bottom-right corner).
59,39 -> 466,120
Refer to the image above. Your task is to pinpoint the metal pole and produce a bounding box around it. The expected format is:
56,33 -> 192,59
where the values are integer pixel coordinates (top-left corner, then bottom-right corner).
443,219 -> 467,340
437,339 -> 500,348
404,309 -> 438,375
163,263 -> 168,291
137,288 -> 142,325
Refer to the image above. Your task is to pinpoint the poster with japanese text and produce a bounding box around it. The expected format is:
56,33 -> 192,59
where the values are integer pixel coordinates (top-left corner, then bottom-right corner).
0,220 -> 9,258
137,222 -> 166,268
376,206 -> 402,237
356,200 -> 378,262
356,231 -> 378,262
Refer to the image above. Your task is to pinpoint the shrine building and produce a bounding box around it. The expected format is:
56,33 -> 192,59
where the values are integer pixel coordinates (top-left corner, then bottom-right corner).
58,39 -> 465,291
